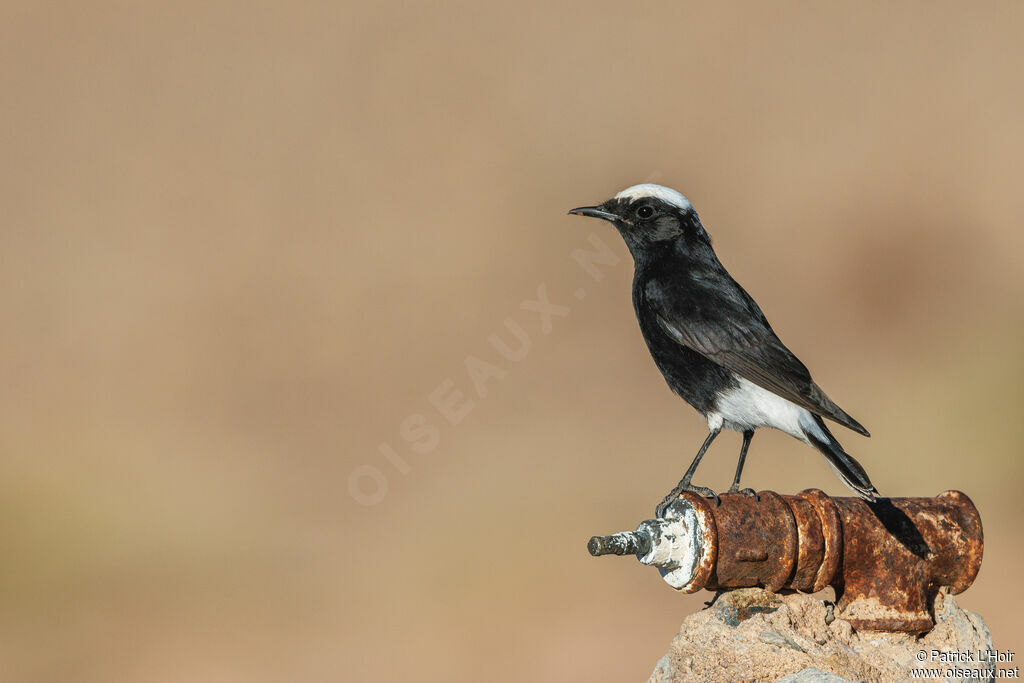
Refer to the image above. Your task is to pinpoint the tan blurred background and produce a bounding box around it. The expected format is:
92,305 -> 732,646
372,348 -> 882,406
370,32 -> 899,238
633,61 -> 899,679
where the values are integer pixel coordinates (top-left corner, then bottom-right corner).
2,1 -> 1022,681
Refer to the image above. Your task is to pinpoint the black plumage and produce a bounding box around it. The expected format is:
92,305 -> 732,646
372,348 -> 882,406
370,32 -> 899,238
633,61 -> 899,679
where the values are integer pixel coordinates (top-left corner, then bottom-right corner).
569,184 -> 878,516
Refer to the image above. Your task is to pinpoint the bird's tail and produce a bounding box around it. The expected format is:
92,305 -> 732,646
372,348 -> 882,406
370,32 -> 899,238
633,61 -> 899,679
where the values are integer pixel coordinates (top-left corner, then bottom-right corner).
804,415 -> 879,501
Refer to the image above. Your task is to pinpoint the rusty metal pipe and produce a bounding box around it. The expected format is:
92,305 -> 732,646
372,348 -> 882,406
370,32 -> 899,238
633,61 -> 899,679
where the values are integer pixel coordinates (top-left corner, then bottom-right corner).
587,490 -> 983,633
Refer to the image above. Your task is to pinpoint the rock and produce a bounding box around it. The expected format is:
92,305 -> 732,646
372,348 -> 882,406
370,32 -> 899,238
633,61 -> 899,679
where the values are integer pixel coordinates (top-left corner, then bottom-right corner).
649,654 -> 673,683
775,667 -> 854,682
759,631 -> 806,653
713,587 -> 783,627
648,588 -> 994,682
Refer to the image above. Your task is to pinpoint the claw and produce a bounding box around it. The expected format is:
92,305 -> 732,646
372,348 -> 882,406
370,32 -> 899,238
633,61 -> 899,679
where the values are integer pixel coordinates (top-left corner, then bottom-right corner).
726,486 -> 759,501
656,483 -> 720,517
690,485 -> 720,507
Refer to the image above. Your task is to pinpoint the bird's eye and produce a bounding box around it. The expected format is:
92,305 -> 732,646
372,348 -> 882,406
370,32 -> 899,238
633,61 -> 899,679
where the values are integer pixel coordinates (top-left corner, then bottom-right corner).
636,205 -> 655,219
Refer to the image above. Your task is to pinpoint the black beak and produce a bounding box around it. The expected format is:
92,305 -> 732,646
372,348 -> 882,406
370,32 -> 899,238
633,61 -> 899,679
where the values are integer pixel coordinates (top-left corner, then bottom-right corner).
568,206 -> 619,222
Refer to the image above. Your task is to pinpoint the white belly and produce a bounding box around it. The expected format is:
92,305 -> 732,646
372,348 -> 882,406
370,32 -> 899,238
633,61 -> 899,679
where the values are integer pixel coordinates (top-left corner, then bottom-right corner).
707,376 -> 818,441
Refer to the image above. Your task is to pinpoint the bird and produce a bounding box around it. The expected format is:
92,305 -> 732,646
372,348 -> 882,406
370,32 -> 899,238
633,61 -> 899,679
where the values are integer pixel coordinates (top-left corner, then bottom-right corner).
568,184 -> 878,517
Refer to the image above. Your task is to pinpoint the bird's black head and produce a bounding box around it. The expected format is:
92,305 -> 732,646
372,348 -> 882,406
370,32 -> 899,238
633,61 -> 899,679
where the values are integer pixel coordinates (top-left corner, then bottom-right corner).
568,184 -> 711,260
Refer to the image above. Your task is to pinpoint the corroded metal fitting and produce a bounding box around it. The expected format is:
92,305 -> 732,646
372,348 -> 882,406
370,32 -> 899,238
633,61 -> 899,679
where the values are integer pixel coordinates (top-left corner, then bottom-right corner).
589,499 -> 715,591
587,490 -> 983,633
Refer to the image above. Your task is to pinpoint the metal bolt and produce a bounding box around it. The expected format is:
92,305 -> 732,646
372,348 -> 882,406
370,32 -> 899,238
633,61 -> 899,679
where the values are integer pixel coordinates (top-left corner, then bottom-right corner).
588,530 -> 652,557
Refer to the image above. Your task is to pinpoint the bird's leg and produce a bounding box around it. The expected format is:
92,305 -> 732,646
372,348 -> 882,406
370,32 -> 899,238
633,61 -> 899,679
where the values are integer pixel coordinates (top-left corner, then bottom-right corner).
726,429 -> 758,499
655,428 -> 721,517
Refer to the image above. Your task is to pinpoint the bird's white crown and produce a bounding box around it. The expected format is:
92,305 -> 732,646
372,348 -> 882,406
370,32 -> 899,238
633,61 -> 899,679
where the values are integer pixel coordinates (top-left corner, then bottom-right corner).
614,184 -> 693,212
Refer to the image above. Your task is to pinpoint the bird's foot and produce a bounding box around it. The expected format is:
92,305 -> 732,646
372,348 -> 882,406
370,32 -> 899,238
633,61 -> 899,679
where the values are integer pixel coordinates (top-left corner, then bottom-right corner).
726,485 -> 759,501
656,483 -> 720,518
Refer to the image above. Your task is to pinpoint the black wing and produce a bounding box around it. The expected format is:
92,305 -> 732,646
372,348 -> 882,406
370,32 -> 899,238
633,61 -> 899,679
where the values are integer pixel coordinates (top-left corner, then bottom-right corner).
645,277 -> 869,436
